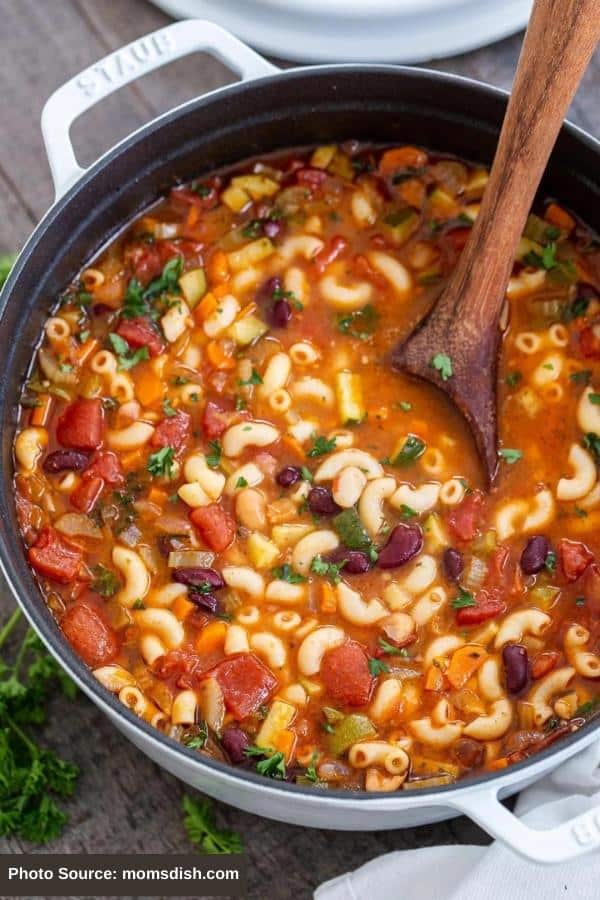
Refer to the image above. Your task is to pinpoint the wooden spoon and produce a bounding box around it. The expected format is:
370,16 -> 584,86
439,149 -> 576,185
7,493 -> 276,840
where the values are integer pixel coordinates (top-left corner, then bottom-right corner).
392,0 -> 599,486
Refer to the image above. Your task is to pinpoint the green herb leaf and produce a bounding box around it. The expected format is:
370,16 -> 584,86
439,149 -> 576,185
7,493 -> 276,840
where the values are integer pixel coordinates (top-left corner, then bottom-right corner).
545,551 -> 557,573
307,435 -> 337,458
499,448 -> 523,464
271,564 -> 307,584
583,433 -> 600,461
241,219 -> 264,239
205,440 -> 222,469
506,371 -> 522,387
310,555 -> 346,585
368,658 -> 391,676
238,368 -> 263,387
108,333 -> 150,371
304,751 -> 319,783
430,352 -> 453,381
244,746 -> 286,779
143,256 -> 183,301
182,795 -> 243,854
451,588 -> 477,609
90,565 -> 120,598
183,723 -> 208,750
378,637 -> 409,657
162,397 -> 177,418
388,434 -> 426,467
235,476 -> 248,489
399,504 -> 417,520
147,446 -> 175,478
337,304 -> 379,341
570,370 -> 592,385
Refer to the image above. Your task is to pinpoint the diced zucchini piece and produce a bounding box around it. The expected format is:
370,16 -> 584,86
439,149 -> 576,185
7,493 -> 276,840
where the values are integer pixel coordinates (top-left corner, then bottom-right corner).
311,145 -> 337,169
221,184 -> 251,213
383,209 -> 419,245
523,214 -> 553,245
328,152 -> 354,180
227,314 -> 269,346
332,508 -> 371,550
271,523 -> 314,549
422,513 -> 448,553
516,236 -> 543,262
227,237 -> 274,271
471,529 -> 498,557
429,187 -> 458,216
464,168 -> 489,200
335,370 -> 365,425
299,676 -> 324,696
256,699 -> 296,750
247,533 -> 280,569
327,713 -> 376,756
230,174 -> 280,201
529,585 -> 561,609
178,267 -> 207,308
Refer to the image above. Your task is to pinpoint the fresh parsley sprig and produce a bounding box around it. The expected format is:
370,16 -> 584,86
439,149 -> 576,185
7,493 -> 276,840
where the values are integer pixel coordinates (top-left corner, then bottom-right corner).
182,795 -> 243,854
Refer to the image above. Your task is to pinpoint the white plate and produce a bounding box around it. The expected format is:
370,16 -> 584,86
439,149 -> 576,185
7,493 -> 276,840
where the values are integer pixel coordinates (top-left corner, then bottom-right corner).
149,0 -> 532,63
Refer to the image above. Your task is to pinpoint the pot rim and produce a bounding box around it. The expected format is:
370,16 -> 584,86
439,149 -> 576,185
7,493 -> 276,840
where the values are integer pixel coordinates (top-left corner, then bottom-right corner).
2,61 -> 599,806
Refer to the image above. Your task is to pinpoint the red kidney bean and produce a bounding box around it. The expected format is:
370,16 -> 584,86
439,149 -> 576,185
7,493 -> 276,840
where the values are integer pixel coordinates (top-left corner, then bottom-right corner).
268,298 -> 292,328
276,466 -> 302,487
220,726 -> 250,764
308,486 -> 340,516
188,590 -> 219,613
157,535 -> 189,557
520,535 -> 550,575
326,548 -> 371,574
42,449 -> 91,473
173,567 -> 225,590
452,737 -> 484,770
443,547 -> 463,582
377,524 -> 423,569
256,276 -> 281,304
502,643 -> 529,694
92,303 -> 115,316
577,282 -> 599,302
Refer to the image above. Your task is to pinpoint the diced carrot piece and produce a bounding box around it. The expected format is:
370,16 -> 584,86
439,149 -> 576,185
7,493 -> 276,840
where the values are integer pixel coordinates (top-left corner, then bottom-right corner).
135,368 -> 164,406
195,620 -> 228,654
378,146 -> 428,175
73,337 -> 99,364
121,449 -> 145,469
213,283 -> 230,299
445,646 -> 487,689
206,340 -> 236,369
399,178 -> 426,209
148,487 -> 168,506
172,595 -> 197,620
320,582 -> 337,615
487,757 -> 509,771
186,205 -> 199,228
274,729 -> 296,762
545,202 -> 575,232
281,434 -> 305,458
207,249 -> 229,284
31,394 -> 52,427
424,665 -> 445,692
194,292 -> 217,324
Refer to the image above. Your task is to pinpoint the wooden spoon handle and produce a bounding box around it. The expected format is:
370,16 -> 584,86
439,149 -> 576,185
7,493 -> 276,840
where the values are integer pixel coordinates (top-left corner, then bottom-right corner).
452,0 -> 599,330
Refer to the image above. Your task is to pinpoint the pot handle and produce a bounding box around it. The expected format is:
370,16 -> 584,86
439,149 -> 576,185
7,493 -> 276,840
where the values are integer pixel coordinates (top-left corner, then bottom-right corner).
450,784 -> 600,863
41,19 -> 278,200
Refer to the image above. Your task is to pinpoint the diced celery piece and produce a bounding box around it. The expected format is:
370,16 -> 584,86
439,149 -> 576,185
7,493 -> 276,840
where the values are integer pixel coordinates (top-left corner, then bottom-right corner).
247,533 -> 280,569
422,513 -> 448,553
327,714 -> 376,756
383,209 -> 419,245
529,585 -> 561,610
310,145 -> 337,169
516,236 -> 543,262
221,184 -> 251,213
256,699 -> 296,749
230,174 -> 280,201
178,267 -> 206,308
227,314 -> 269,346
428,188 -> 458,216
335,370 -> 365,425
524,214 -> 554,245
227,237 -> 274,271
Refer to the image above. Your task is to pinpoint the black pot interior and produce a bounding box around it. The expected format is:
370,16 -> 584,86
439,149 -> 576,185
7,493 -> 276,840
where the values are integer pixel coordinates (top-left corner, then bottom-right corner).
1,66 -> 599,798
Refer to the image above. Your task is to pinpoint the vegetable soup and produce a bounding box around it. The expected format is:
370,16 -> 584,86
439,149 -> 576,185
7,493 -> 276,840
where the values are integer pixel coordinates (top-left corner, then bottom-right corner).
13,142 -> 600,791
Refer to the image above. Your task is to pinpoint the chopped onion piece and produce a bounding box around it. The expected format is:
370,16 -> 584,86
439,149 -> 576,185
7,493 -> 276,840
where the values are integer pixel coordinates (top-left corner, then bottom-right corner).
119,524 -> 142,547
463,556 -> 487,592
168,549 -> 216,569
54,513 -> 102,540
198,677 -> 225,733
156,514 -> 194,535
403,773 -> 454,790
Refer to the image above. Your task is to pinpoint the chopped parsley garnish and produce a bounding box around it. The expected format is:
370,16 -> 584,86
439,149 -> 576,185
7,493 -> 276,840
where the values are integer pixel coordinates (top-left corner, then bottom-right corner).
310,555 -> 346,584
583,432 -> 600,461
271,564 -> 306,584
108,333 -> 150,371
570,369 -> 592,385
574,697 -> 600,719
368,658 -> 391,676
383,208 -> 415,226
307,435 -> 337,457
144,255 -> 183,300
235,476 -> 248,489
451,588 -> 477,609
183,728 -> 208,751
589,393 -> 600,405
182,794 -> 243,854
304,752 -> 319,783
562,295 -> 590,322
337,304 -> 379,340
234,394 -> 247,411
506,371 -> 522,387
162,397 -> 177,417
241,219 -> 264,239
430,352 -> 453,381
524,242 -> 577,284
238,368 -> 263,387
191,182 -> 212,198
378,637 -> 409,657
300,466 -> 314,482
147,446 -> 175,478
396,401 -> 412,411
132,598 -> 145,610
545,551 -> 557,573
90,565 -> 120,598
387,434 -> 426,467
205,440 -> 222,469
575,596 -> 586,607
399,504 -> 417,520
574,506 -> 588,518
121,276 -> 148,318
244,746 -> 286,779
499,448 -> 523,464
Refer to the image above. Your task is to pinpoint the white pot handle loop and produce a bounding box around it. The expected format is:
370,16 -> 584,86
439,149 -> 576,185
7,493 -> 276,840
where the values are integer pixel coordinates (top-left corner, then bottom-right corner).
451,785 -> 600,863
41,19 -> 277,200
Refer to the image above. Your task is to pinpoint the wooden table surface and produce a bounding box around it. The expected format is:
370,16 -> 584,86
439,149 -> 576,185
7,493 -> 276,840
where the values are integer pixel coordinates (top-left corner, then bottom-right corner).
0,2 -> 598,898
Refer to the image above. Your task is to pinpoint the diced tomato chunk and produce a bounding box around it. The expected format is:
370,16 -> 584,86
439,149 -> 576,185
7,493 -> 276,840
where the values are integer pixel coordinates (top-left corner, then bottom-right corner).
201,399 -> 231,439
170,185 -> 219,211
295,167 -> 329,188
579,324 -> 600,359
210,653 -> 278,720
447,491 -> 484,542
559,538 -> 594,582
456,589 -> 506,626
320,640 -> 373,707
28,527 -> 83,583
151,409 -> 191,454
56,398 -> 104,451
126,242 -> 163,284
70,476 -> 103,513
116,316 -> 165,357
84,451 -> 124,485
531,650 -> 560,680
61,603 -> 119,667
190,504 -> 236,552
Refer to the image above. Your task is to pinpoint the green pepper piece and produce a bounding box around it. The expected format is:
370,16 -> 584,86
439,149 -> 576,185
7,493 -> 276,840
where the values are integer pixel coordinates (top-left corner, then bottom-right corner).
327,714 -> 377,756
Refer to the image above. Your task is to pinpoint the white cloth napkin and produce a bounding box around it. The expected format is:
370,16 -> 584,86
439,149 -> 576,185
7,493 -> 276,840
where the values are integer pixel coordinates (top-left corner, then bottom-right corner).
315,741 -> 600,900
